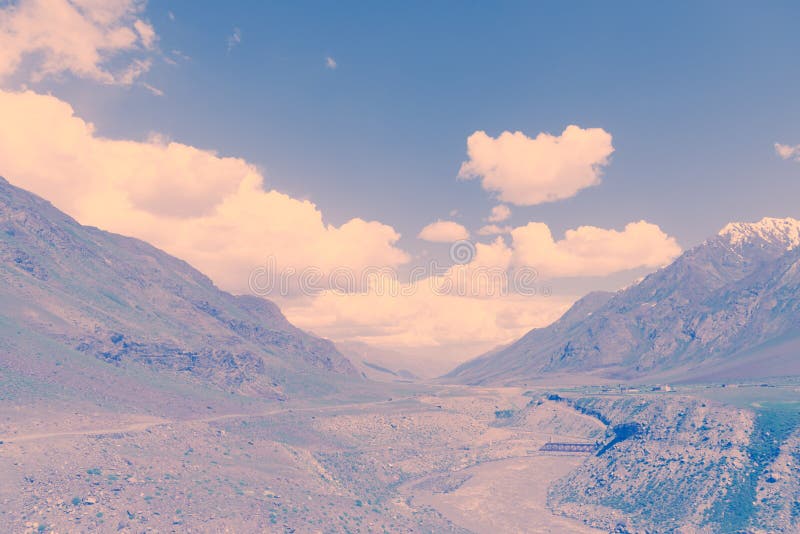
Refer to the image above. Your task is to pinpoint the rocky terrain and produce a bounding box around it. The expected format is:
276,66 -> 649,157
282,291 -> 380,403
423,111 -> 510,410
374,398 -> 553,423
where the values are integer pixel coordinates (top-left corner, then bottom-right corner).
0,384 -> 610,533
0,176 -> 356,406
3,370 -> 799,531
549,393 -> 753,531
448,217 -> 800,385
540,383 -> 800,533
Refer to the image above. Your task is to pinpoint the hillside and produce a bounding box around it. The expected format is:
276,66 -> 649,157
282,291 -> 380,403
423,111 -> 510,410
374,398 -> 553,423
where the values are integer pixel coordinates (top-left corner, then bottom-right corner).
0,177 -> 357,407
447,217 -> 800,385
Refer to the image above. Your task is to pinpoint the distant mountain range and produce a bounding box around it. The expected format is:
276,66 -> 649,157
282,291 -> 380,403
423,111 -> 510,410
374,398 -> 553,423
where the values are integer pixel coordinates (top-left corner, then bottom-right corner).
0,177 -> 357,403
6,173 -> 799,395
335,341 -> 422,381
447,217 -> 800,385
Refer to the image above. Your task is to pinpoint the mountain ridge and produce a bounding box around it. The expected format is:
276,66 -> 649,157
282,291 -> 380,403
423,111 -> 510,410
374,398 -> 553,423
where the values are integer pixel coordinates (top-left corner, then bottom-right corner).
718,216 -> 800,250
0,176 -> 358,404
447,216 -> 800,384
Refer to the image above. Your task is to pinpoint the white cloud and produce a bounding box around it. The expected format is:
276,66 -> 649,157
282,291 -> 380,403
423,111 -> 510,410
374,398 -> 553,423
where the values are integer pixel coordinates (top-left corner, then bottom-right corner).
227,27 -> 241,52
133,18 -> 156,49
280,218 -> 680,358
0,89 -> 409,292
325,56 -> 337,69
487,204 -> 511,222
418,220 -> 470,242
117,57 -> 151,84
141,81 -> 163,96
0,0 -> 156,85
775,142 -> 800,161
478,224 -> 512,236
280,237 -> 569,358
510,220 -> 681,277
279,280 -> 574,363
450,220 -> 680,279
458,125 -> 614,206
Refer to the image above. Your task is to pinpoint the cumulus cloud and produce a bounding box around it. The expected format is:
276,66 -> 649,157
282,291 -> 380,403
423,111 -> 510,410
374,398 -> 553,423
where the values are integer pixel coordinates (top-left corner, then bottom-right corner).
0,89 -> 409,292
775,143 -> 800,161
458,125 -> 614,206
280,219 -> 680,357
510,220 -> 681,277
418,220 -> 469,242
487,204 -> 511,222
278,271 -> 573,360
456,220 -> 679,279
0,0 -> 156,85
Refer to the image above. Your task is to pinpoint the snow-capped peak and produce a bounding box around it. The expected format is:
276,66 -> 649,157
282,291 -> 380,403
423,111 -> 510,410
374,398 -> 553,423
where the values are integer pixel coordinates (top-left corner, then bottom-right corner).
719,217 -> 800,250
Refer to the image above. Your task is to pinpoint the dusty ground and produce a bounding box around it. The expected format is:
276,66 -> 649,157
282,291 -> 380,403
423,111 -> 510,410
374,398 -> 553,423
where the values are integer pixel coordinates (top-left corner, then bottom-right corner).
3,382 -> 790,532
402,455 -> 601,533
0,387 -> 607,533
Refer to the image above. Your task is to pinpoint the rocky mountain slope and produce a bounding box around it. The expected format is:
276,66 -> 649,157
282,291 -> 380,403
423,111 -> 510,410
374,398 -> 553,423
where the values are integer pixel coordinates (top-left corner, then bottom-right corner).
544,390 -> 800,533
0,177 -> 357,403
447,217 -> 800,384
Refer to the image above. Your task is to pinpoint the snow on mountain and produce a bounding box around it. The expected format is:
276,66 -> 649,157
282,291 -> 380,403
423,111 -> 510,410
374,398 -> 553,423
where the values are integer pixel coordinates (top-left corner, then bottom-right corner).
718,216 -> 800,251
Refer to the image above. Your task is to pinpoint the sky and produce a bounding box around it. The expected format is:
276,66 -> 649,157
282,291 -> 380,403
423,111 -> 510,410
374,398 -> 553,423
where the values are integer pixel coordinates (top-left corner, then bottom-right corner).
1,1 -> 799,369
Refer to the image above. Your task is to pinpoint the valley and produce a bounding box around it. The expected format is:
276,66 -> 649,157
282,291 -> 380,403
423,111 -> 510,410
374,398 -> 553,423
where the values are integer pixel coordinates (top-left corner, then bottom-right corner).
0,385 -> 583,532
2,179 -> 800,532
4,2 -> 800,531
3,379 -> 799,532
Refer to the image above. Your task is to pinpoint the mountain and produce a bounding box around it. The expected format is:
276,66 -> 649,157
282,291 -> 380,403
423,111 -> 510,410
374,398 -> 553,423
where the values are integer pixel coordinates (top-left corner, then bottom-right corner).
0,177 -> 357,405
447,217 -> 800,385
335,341 -> 421,381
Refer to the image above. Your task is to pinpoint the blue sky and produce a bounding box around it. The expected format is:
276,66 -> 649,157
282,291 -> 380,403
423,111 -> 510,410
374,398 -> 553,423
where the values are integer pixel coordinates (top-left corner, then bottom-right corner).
2,0 -> 800,362
47,0 -> 800,247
